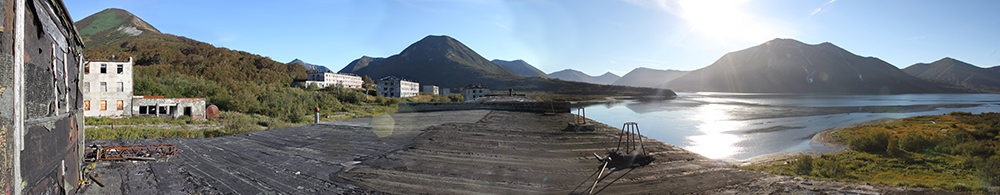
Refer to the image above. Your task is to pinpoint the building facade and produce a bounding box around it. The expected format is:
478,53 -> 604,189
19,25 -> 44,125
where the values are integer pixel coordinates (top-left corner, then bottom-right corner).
377,76 -> 420,98
307,72 -> 363,89
132,96 -> 207,119
462,84 -> 491,101
422,85 -> 439,95
1,1 -> 88,193
82,57 -> 133,117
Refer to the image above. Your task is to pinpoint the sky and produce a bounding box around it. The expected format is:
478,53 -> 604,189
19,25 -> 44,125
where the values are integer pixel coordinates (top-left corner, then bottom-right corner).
64,0 -> 1000,76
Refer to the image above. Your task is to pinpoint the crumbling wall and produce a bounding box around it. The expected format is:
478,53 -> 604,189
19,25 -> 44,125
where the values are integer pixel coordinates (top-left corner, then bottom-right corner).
1,0 -> 86,194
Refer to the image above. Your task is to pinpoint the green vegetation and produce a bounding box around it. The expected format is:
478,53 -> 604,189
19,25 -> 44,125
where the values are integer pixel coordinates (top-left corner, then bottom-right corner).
77,11 -> 125,37
740,112 -> 1000,194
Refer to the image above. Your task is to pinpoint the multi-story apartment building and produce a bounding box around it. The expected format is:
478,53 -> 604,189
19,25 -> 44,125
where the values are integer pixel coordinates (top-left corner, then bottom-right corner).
307,72 -> 363,89
377,76 -> 420,98
82,57 -> 134,117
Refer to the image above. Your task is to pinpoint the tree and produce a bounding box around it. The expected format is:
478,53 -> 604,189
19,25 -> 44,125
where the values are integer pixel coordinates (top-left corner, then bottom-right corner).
363,75 -> 375,100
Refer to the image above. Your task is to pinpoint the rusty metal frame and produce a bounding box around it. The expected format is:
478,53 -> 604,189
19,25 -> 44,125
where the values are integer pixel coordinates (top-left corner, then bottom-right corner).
87,144 -> 180,161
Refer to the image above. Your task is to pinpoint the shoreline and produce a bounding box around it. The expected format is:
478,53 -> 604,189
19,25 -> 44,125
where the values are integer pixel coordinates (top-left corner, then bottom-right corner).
735,118 -> 898,166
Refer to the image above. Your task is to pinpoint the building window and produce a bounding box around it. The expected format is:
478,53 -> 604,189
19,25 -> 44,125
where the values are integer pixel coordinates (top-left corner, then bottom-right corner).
116,100 -> 124,110
84,64 -> 90,74
100,64 -> 107,74
139,106 -> 147,114
100,82 -> 107,92
159,106 -> 168,114
84,101 -> 90,110
117,64 -> 124,74
117,82 -> 124,92
83,82 -> 90,93
99,100 -> 107,110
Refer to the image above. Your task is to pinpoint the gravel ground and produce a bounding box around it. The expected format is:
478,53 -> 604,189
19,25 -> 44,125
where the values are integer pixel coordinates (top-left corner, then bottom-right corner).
77,110 -> 958,194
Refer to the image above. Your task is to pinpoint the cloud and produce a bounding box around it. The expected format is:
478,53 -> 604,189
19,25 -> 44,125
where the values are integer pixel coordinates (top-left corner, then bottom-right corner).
810,0 -> 838,16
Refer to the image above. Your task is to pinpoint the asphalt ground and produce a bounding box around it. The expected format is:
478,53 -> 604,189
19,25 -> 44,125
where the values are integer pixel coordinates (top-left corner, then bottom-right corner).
78,110 -> 957,194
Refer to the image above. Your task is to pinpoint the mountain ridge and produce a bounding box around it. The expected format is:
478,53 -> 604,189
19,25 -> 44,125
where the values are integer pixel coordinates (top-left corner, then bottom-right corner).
611,67 -> 689,88
903,57 -> 1000,93
491,59 -> 551,79
549,69 -> 620,85
665,38 -> 963,94
289,59 -> 331,72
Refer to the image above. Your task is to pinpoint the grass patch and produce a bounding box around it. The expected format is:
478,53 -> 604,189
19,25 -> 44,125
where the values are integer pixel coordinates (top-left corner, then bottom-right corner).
739,112 -> 1000,194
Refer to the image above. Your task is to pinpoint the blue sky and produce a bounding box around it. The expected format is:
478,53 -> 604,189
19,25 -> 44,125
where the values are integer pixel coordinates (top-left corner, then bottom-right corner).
65,0 -> 1000,76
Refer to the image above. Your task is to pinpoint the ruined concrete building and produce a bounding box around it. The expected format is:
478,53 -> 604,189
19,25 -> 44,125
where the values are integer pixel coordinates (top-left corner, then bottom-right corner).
422,85 -> 439,95
377,76 -> 419,98
1,0 -> 88,193
82,57 -> 133,117
132,96 -> 207,119
307,72 -> 363,89
462,84 -> 490,101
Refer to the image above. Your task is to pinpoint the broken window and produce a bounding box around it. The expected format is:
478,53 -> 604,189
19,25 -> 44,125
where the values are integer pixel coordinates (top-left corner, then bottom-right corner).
84,101 -> 90,110
100,100 -> 107,111
83,82 -> 90,93
117,100 -> 124,110
117,64 -> 123,74
139,106 -> 147,114
84,64 -> 90,74
100,82 -> 107,92
159,106 -> 168,114
100,64 -> 107,74
117,82 -> 124,92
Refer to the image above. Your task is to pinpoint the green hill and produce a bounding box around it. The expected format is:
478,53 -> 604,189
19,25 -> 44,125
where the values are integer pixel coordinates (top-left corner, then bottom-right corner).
902,57 -> 1000,93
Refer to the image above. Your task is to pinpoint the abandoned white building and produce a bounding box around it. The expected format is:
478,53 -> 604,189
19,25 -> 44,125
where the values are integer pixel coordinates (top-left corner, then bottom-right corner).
462,84 -> 491,101
82,57 -> 133,117
132,96 -> 207,119
422,85 -> 439,95
377,76 -> 420,98
307,72 -> 363,88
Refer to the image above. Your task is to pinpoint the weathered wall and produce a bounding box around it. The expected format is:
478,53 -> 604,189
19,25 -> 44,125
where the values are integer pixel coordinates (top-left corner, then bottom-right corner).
397,102 -> 572,113
1,0 -> 86,194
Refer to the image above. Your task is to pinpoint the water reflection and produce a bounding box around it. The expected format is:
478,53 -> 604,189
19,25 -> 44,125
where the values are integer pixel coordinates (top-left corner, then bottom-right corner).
582,93 -> 1000,160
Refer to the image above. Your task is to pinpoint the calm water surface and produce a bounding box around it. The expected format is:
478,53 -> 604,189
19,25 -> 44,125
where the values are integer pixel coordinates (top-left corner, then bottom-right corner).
581,92 -> 1000,160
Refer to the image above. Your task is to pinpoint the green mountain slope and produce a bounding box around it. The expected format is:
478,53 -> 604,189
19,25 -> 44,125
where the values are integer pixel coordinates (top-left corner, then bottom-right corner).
665,38 -> 964,94
74,8 -> 321,119
903,57 -> 1000,93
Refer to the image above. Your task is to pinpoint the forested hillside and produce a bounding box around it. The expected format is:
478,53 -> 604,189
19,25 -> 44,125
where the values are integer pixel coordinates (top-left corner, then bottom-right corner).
76,8 -> 376,122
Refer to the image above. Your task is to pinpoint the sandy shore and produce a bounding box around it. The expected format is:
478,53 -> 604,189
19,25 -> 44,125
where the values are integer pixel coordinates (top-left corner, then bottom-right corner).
78,110 -> 952,194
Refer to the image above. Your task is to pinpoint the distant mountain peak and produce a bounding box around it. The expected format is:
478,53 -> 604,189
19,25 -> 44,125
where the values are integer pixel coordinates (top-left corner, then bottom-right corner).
288,59 -> 330,72
75,8 -> 161,46
548,69 -> 619,85
491,59 -> 551,79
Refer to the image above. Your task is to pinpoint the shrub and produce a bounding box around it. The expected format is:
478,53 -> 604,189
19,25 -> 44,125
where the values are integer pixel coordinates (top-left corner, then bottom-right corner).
848,131 -> 890,153
792,154 -> 814,176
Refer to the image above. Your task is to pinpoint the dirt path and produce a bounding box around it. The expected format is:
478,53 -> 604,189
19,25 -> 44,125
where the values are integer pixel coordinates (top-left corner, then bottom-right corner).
78,110 -> 956,194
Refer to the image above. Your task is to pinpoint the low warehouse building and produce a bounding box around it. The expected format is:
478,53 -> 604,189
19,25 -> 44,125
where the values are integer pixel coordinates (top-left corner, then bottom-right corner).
132,96 -> 207,119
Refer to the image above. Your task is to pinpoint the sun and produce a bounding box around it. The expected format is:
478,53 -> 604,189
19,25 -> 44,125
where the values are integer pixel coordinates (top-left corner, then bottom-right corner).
676,0 -> 782,44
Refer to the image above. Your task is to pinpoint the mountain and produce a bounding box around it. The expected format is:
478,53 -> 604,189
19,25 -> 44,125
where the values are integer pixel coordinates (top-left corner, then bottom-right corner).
75,9 -> 306,84
611,68 -> 689,88
903,57 -> 1000,92
491,59 -> 551,78
549,69 -> 620,85
664,38 -> 962,94
75,8 -> 161,46
338,35 -> 517,88
289,59 -> 331,72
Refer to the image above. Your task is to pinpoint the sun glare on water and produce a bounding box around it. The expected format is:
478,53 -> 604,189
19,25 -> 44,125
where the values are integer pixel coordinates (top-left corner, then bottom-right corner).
685,104 -> 746,159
